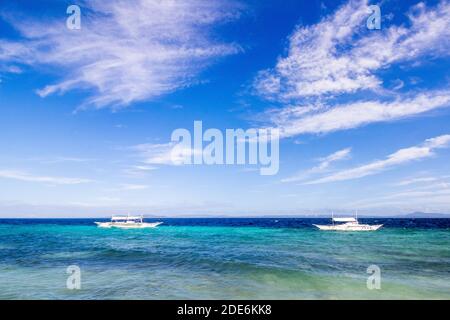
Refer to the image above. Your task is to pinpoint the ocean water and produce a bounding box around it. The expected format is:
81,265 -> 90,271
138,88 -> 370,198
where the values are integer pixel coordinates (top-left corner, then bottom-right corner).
0,218 -> 449,300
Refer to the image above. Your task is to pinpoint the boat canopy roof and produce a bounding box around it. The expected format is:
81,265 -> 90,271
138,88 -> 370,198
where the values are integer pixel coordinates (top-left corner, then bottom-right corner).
333,217 -> 357,222
111,215 -> 142,221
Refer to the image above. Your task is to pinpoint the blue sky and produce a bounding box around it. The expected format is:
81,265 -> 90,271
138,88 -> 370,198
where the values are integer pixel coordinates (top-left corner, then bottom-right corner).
0,0 -> 449,217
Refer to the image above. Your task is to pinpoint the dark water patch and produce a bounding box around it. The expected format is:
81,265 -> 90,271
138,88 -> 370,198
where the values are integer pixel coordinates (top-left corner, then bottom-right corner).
1,217 -> 450,229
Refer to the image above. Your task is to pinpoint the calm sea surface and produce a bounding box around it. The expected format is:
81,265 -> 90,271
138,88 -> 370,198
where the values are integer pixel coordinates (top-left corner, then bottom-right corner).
0,218 -> 449,299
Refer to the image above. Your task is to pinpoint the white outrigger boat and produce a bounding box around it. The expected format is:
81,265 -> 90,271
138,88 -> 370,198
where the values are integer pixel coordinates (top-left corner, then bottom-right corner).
313,212 -> 382,231
95,215 -> 163,229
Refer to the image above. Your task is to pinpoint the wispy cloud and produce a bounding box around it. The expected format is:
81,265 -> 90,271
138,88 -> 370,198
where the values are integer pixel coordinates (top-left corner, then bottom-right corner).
0,0 -> 242,109
396,176 -> 439,186
304,135 -> 450,184
132,142 -> 199,166
317,148 -> 352,169
395,174 -> 450,188
281,147 -> 351,182
122,165 -> 158,177
0,169 -> 92,185
253,0 -> 450,100
32,156 -> 96,164
132,143 -> 176,165
252,0 -> 450,140
391,79 -> 405,91
264,90 -> 450,138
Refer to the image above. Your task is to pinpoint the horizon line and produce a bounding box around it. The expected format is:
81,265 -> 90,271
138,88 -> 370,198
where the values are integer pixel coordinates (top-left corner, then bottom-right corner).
1,214 -> 449,219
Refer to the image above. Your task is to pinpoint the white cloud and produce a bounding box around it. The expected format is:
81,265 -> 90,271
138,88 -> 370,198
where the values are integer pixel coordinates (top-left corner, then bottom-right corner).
122,165 -> 158,177
0,169 -> 92,185
395,174 -> 450,187
252,1 -> 450,141
304,134 -> 450,184
265,90 -> 450,138
391,79 -> 404,91
318,148 -> 352,168
0,0 -> 242,109
33,156 -> 96,164
132,142 -> 199,166
281,147 -> 351,182
132,143 -> 175,165
254,0 -> 450,100
130,165 -> 158,171
396,177 -> 439,186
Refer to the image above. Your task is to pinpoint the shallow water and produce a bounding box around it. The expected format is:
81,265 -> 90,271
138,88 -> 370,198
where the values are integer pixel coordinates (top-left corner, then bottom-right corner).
0,218 -> 449,299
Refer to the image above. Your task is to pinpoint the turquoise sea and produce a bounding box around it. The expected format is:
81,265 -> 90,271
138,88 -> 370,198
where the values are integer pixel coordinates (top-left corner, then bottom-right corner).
0,218 -> 449,300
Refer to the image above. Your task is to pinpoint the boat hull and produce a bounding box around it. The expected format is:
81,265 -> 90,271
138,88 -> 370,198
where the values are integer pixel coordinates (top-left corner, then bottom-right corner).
313,224 -> 383,231
95,222 -> 163,229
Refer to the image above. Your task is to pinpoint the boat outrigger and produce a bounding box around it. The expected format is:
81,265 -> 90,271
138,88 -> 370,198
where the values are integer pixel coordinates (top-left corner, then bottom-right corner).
95,215 -> 163,229
313,212 -> 382,231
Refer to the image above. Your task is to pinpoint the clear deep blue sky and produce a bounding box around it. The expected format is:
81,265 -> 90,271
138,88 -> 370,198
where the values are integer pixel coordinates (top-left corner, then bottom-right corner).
0,0 -> 449,217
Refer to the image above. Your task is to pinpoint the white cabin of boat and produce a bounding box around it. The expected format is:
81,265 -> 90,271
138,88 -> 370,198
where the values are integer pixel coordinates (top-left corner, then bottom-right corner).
332,217 -> 357,223
111,215 -> 144,223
